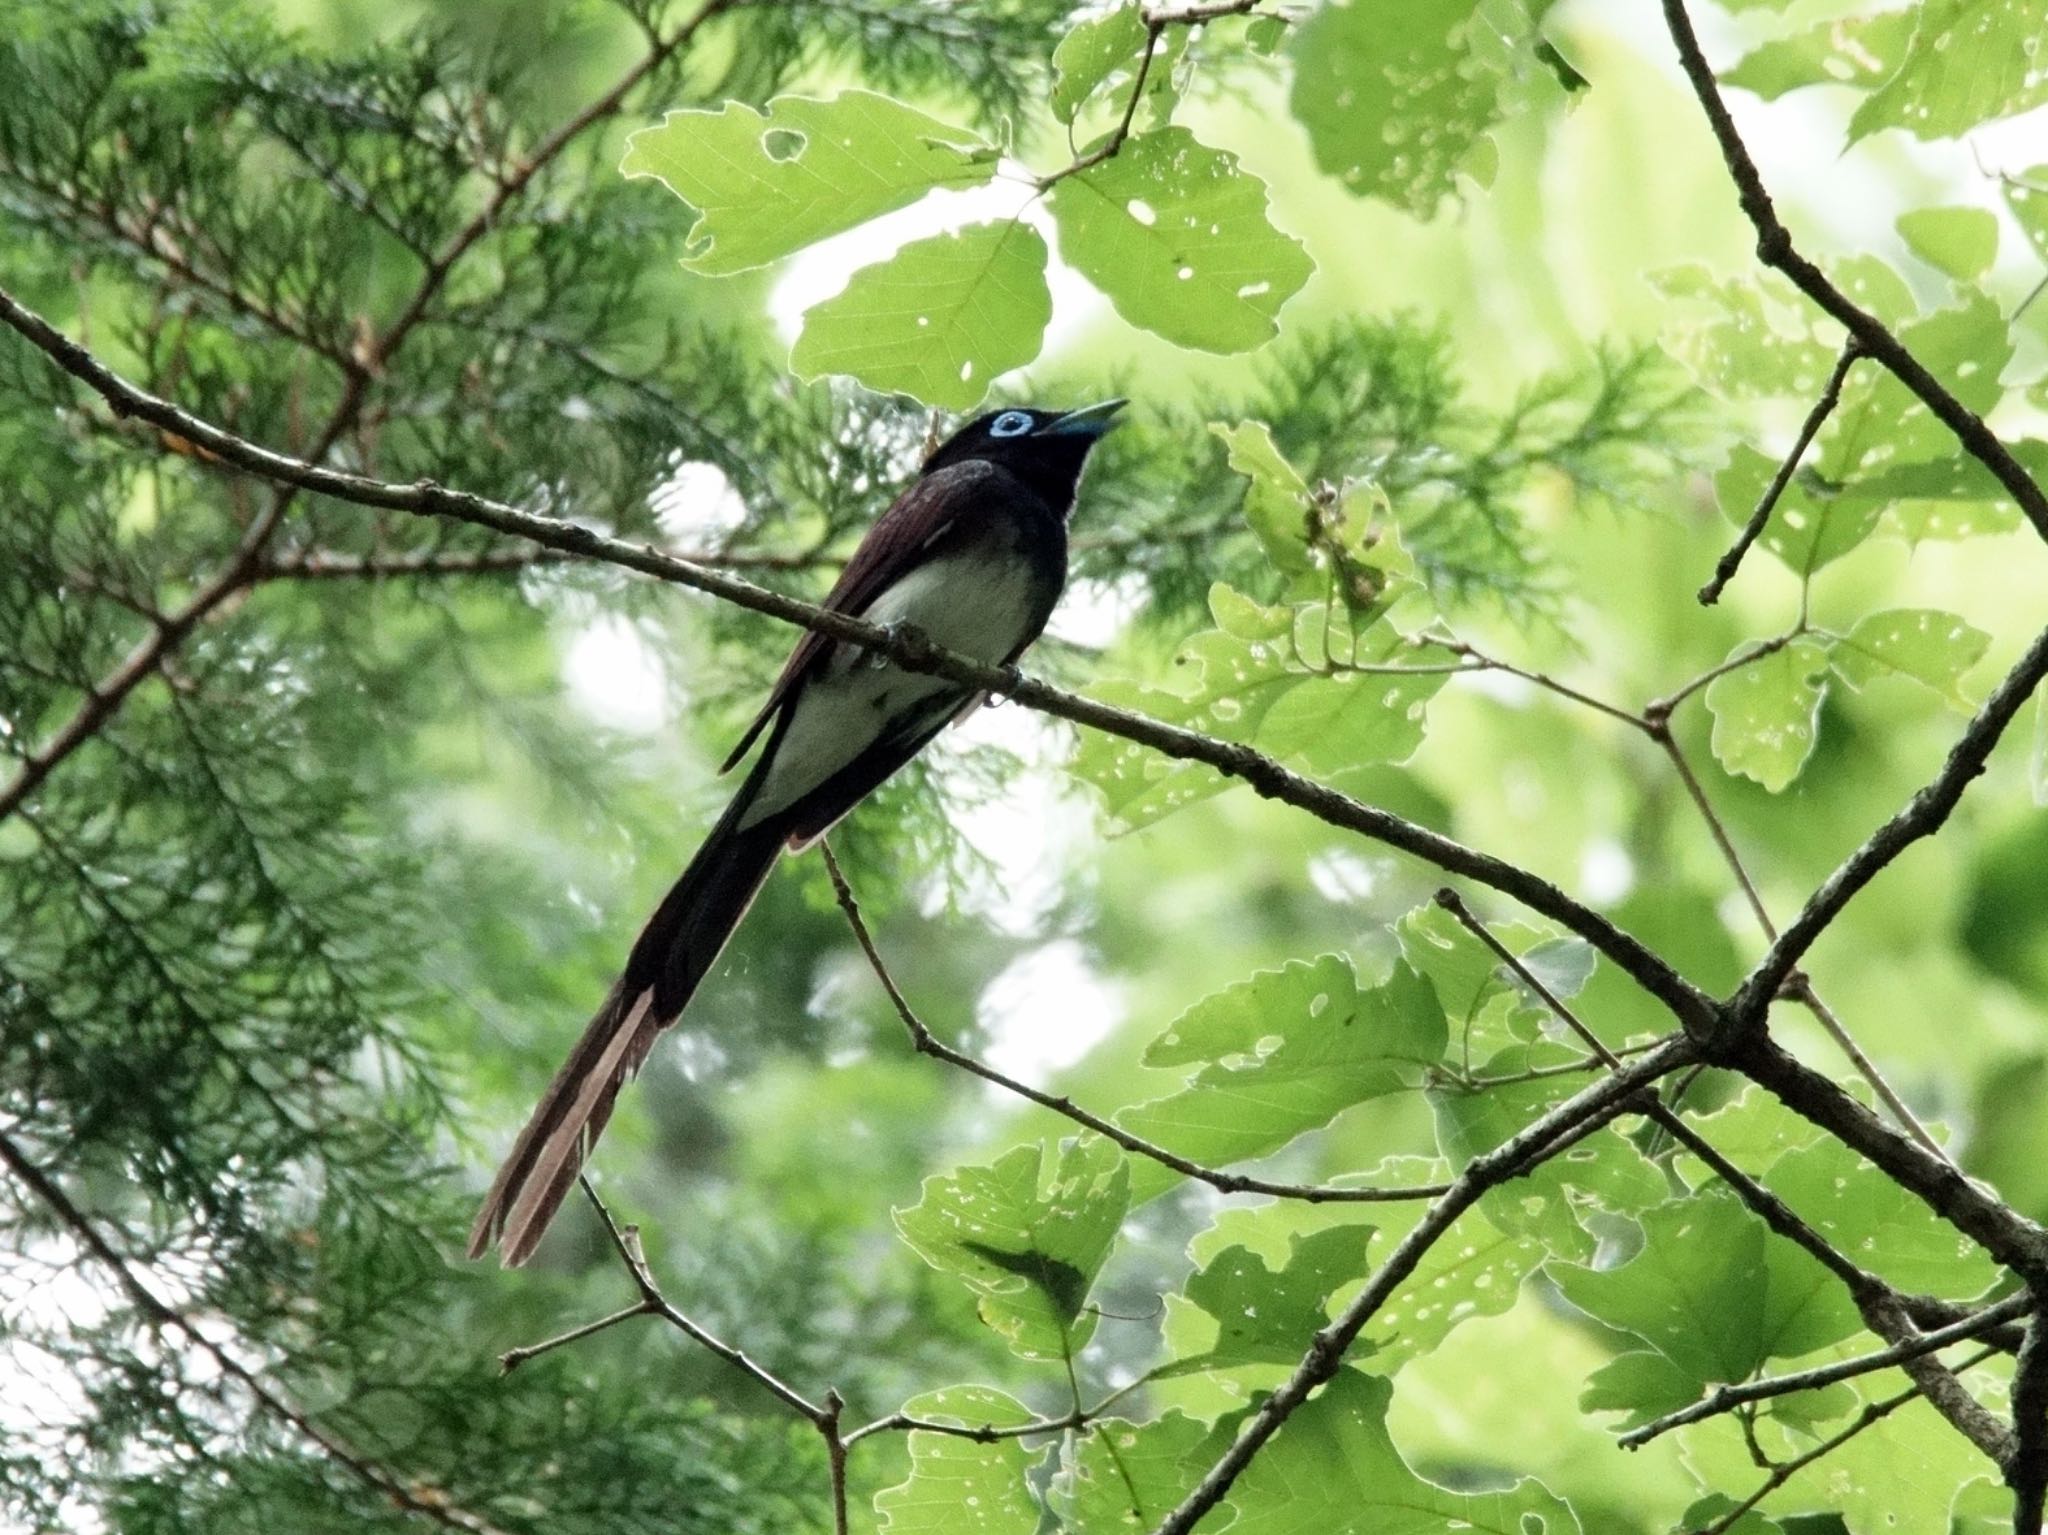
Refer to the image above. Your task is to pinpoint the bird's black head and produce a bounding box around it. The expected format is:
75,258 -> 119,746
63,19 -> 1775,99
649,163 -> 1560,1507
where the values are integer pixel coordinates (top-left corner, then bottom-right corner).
922,400 -> 1126,514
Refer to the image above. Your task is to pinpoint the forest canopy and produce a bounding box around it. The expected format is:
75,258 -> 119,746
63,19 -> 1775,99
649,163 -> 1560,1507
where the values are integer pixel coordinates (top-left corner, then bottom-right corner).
4,1 -> 2048,1533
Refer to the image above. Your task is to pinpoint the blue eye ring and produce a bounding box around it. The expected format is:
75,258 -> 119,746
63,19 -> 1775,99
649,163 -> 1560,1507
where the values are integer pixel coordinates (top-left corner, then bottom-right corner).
988,410 -> 1033,438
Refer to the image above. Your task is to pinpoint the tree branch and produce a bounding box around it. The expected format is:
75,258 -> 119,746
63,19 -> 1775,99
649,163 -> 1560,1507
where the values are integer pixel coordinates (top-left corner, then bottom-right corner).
1660,0 -> 2048,543
2010,1310 -> 2048,1531
1152,1039 -> 1696,1535
0,1127 -> 508,1535
1696,342 -> 1861,606
1621,1295 -> 2032,1449
821,842 -> 1449,1205
0,282 -> 1719,1038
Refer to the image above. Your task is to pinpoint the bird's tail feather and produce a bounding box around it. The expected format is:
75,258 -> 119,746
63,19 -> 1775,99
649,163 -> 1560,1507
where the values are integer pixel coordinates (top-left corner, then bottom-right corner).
468,791 -> 788,1266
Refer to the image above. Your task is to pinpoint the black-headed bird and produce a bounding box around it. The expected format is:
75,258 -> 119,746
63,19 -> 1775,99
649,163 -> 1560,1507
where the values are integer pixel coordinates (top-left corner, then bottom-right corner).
470,400 -> 1125,1265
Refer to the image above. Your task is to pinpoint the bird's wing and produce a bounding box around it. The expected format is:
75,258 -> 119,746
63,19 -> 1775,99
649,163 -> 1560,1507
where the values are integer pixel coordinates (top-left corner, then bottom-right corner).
718,460 -> 1000,773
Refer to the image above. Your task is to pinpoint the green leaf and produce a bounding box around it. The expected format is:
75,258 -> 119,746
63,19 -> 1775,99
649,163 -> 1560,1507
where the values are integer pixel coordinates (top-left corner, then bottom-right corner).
874,1386 -> 1046,1534
1580,1350 -> 1706,1432
1288,0 -> 1527,217
1896,206 -> 1999,281
2003,167 -> 2048,260
1116,957 -> 1446,1200
620,92 -> 995,275
1363,1208 -> 1541,1372
1224,1370 -> 1580,1534
789,221 -> 1051,409
1212,419 -> 1315,577
1705,639 -> 1832,792
1051,1412 -> 1214,1531
1831,608 -> 1990,708
1168,1223 -> 1377,1374
1649,266 -> 1839,401
1720,11 -> 1916,102
1711,445 -> 1880,579
1555,1188 -> 1770,1387
893,1138 -> 1130,1361
1849,0 -> 2048,144
1071,586 -> 1449,833
1818,294 -> 2013,484
1050,4 -> 1148,124
1046,126 -> 1312,352
1763,1135 -> 1999,1297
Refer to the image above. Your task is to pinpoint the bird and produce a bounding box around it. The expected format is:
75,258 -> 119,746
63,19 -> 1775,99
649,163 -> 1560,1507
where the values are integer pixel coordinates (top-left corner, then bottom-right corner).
469,399 -> 1126,1265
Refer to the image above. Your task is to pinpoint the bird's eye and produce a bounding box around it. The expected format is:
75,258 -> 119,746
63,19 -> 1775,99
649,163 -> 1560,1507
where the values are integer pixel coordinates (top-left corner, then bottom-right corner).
988,410 -> 1033,438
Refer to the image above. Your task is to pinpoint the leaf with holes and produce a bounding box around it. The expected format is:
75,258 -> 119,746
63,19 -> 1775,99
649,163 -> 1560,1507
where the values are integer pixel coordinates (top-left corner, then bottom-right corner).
1896,206 -> 2000,282
1047,126 -> 1311,352
2005,166 -> 2048,260
1831,608 -> 1990,709
1705,640 -> 1832,792
893,1137 -> 1129,1362
620,92 -> 995,275
1162,1222 -> 1377,1376
1848,0 -> 2048,143
790,222 -> 1050,409
1051,1412 -> 1216,1532
1713,446 -> 1881,580
874,1386 -> 1046,1534
1116,956 -> 1446,1202
1289,0 -> 1536,216
1070,585 -> 1449,833
1648,266 -> 1840,402
1050,3 -> 1148,124
1763,1135 -> 1998,1298
1223,1370 -> 1579,1534
1720,10 -> 1916,102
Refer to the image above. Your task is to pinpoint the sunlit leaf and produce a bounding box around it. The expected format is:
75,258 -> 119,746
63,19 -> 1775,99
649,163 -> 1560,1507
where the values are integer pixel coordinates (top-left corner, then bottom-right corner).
1047,126 -> 1313,351
1896,206 -> 1999,282
874,1386 -> 1046,1534
1117,956 -> 1446,1199
1848,0 -> 2048,144
894,1137 -> 1130,1361
1051,1412 -> 1215,1532
1223,1370 -> 1580,1534
790,221 -> 1051,409
1763,1135 -> 1999,1297
1720,11 -> 1916,102
2003,166 -> 2048,260
1831,608 -> 1990,708
1165,1222 -> 1377,1375
1050,3 -> 1147,124
1705,639 -> 1832,791
1580,1350 -> 1702,1432
620,92 -> 995,275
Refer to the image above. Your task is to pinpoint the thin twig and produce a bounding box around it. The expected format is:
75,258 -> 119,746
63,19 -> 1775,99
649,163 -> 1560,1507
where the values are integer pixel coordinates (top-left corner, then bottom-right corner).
0,1129 -> 508,1535
1622,1295 -> 2033,1448
1691,1347 -> 2000,1535
1698,343 -> 1862,605
819,842 -> 1449,1205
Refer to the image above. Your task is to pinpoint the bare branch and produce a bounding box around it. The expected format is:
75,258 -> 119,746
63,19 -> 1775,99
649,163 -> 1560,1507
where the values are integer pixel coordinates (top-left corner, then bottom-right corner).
2010,1312 -> 2048,1532
1659,0 -> 2048,543
0,283 -> 1719,1036
821,842 -> 1448,1205
1697,343 -> 1861,606
1621,1295 -> 2033,1449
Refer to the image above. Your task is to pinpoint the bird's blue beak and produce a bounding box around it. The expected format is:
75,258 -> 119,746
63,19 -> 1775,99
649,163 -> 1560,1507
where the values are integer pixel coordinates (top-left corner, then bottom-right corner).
1041,398 -> 1128,438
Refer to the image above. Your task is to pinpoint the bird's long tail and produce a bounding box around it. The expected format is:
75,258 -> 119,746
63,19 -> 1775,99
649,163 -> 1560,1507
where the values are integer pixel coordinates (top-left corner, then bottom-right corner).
468,786 -> 788,1266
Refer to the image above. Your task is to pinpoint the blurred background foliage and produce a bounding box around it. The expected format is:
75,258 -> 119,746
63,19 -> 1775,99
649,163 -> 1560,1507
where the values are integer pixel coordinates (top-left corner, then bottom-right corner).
3,0 -> 2047,1531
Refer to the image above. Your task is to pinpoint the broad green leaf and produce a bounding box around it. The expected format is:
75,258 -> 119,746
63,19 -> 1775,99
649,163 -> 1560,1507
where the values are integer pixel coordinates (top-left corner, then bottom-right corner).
1554,1188 -> 1770,1388
1705,639 -> 1831,792
1212,419 -> 1315,577
1051,1412 -> 1214,1531
1167,1222 -> 1377,1374
1580,1350 -> 1704,1432
1648,265 -> 1838,401
1224,1370 -> 1580,1534
1817,293 -> 2014,483
1289,0 -> 1530,217
893,1138 -> 1130,1361
1071,586 -> 1449,833
1117,956 -> 1446,1200
1362,1209 -> 1540,1372
1836,438 -> 2048,542
1831,608 -> 1990,708
789,221 -> 1050,409
1896,206 -> 1999,282
1046,126 -> 1312,352
1050,4 -> 1147,124
1720,11 -> 1916,102
1396,903 -> 1597,1062
1431,1044 -> 1666,1260
1711,445 -> 1879,578
620,92 -> 994,275
2004,167 -> 2048,260
1849,0 -> 2048,144
1763,1135 -> 1999,1297
1677,1494 -> 1787,1535
1756,1221 -> 1862,1361
874,1386 -> 1045,1534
